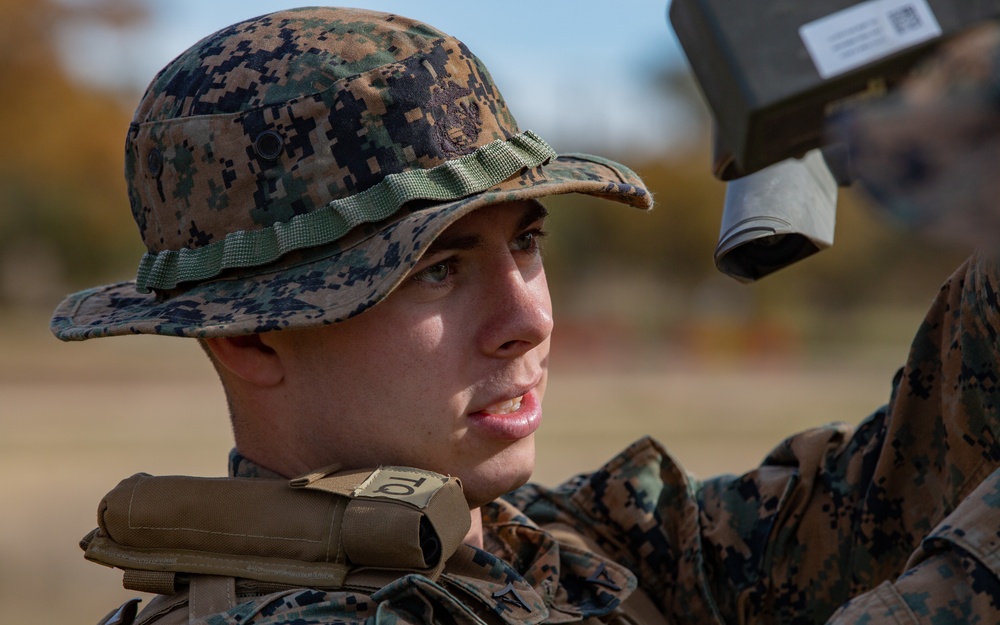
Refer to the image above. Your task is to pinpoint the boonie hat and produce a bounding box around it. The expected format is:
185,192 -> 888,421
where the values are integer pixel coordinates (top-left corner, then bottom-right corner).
50,6 -> 652,340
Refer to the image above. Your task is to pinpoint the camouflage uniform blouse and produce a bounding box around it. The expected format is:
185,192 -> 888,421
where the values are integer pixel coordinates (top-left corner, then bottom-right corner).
119,251 -> 1000,625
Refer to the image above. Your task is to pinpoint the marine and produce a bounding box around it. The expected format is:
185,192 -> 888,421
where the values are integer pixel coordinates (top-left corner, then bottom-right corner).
51,7 -> 1000,624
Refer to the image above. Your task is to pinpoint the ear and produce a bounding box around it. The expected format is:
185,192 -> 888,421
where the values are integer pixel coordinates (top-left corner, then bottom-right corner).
203,334 -> 284,387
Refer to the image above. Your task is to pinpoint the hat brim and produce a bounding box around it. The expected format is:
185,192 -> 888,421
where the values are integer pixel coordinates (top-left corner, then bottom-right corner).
51,154 -> 652,340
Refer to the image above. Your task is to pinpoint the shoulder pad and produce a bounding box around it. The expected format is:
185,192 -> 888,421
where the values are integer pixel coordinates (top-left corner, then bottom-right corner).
81,466 -> 470,591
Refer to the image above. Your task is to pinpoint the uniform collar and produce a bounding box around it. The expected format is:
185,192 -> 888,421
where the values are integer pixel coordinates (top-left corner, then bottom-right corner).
229,448 -> 283,479
434,497 -> 636,624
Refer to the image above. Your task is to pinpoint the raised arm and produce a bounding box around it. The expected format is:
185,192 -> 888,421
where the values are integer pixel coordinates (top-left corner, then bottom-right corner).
511,251 -> 1000,624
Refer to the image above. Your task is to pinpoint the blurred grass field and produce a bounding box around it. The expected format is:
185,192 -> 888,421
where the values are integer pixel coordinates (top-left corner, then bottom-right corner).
1,305 -> 924,622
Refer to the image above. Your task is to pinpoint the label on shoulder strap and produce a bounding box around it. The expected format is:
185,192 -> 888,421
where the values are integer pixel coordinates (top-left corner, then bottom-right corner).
353,467 -> 447,509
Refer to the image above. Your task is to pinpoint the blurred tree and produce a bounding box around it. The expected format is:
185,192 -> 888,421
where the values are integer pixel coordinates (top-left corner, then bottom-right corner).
540,59 -> 971,356
542,62 -> 725,317
0,0 -> 145,307
1,0 -> 971,337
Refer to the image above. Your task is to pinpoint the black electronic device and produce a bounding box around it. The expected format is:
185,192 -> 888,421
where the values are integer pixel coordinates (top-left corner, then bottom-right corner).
670,0 -> 1000,178
668,0 -> 1000,280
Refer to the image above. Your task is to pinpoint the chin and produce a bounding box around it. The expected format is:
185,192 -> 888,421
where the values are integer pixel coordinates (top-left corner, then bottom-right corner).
459,437 -> 536,508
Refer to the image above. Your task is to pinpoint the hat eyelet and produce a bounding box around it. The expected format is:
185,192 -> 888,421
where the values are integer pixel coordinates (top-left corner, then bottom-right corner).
254,130 -> 284,161
146,148 -> 163,178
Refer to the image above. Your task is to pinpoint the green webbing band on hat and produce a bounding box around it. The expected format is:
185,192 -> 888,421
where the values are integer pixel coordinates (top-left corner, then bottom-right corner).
134,130 -> 556,293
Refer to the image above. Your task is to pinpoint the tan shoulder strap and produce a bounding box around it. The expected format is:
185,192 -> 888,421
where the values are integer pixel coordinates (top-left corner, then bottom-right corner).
188,575 -> 237,621
83,467 -> 470,595
295,465 -> 470,580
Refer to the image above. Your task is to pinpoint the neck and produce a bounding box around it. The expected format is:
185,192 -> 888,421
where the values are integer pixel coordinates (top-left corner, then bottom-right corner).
463,507 -> 484,549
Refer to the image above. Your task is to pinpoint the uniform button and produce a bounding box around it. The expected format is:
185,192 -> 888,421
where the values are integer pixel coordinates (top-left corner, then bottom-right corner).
254,130 -> 284,160
147,148 -> 163,177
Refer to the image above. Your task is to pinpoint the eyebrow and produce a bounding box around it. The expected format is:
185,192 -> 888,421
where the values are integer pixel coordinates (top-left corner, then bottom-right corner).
423,201 -> 549,257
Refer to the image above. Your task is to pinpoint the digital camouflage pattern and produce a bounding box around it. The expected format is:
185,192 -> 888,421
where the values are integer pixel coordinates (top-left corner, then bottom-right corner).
50,7 -> 651,341
837,22 -> 1000,244
108,250 -> 1000,624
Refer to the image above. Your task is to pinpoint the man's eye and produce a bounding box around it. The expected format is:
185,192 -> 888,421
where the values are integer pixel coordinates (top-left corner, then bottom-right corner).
512,230 -> 543,252
413,262 -> 451,283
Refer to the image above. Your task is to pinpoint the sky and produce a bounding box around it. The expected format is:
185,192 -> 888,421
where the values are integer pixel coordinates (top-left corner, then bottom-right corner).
57,1 -> 701,157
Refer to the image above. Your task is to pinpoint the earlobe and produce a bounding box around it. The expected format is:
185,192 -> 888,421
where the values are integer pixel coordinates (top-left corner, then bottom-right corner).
203,334 -> 285,387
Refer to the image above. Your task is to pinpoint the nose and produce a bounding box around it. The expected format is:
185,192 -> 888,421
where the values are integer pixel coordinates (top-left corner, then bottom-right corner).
479,257 -> 553,358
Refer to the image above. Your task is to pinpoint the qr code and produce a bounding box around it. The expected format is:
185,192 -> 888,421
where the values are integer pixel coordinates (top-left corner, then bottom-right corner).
888,5 -> 922,34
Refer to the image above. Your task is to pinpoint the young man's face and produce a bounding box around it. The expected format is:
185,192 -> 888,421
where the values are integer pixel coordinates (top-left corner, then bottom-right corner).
275,201 -> 553,507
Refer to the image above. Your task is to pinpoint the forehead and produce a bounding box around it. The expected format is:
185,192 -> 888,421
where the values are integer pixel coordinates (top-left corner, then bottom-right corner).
424,201 -> 548,250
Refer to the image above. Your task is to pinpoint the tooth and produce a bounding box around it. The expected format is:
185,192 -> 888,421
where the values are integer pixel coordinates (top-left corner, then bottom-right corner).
485,396 -> 523,414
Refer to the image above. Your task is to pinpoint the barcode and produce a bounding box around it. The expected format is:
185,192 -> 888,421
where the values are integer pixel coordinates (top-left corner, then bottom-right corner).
888,5 -> 922,34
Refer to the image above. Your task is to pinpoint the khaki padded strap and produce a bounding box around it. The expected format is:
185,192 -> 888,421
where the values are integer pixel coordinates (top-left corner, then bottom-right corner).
341,500 -> 426,567
123,569 -> 176,595
188,575 -> 237,621
84,467 -> 470,591
299,466 -> 470,574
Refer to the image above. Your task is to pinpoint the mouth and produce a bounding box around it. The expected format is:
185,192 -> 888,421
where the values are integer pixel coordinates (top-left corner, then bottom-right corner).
468,389 -> 541,440
480,395 -> 523,415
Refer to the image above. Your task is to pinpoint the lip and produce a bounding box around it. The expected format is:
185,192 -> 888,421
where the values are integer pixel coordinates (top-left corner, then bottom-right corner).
467,388 -> 542,440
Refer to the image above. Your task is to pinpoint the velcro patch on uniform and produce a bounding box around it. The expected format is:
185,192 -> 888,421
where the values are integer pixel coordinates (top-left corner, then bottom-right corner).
353,467 -> 448,509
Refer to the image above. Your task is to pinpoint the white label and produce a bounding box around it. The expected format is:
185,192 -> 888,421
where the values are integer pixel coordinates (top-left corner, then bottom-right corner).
353,467 -> 445,508
799,0 -> 942,79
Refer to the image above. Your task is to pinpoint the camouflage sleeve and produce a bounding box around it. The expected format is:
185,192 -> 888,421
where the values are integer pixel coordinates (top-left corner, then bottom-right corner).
511,250 -> 1000,624
824,466 -> 1000,623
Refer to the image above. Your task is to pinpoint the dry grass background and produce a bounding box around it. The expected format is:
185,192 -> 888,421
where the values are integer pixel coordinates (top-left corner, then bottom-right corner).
0,305 -> 924,622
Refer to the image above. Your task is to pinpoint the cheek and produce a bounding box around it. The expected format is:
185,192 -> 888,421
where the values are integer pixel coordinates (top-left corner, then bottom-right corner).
347,314 -> 464,413
534,368 -> 549,404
